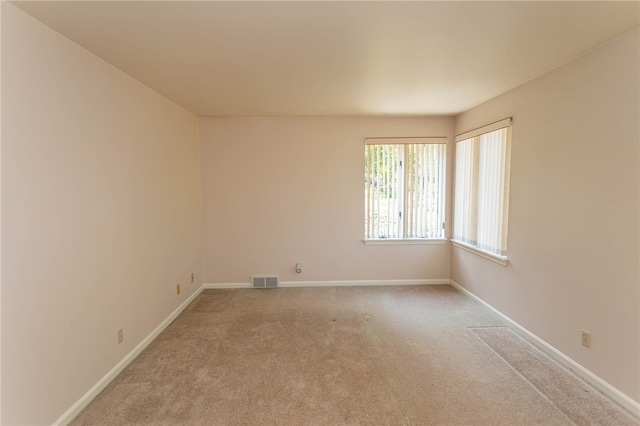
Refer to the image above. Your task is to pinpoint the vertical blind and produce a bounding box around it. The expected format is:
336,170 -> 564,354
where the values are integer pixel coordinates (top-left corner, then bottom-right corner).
453,138 -> 476,244
365,144 -> 403,239
477,129 -> 510,254
365,138 -> 446,240
453,120 -> 512,256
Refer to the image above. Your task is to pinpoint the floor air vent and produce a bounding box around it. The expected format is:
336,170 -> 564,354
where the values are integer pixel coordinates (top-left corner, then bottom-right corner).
252,275 -> 279,289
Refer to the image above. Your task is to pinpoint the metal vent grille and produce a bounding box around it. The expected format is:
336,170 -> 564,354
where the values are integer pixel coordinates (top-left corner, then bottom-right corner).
265,276 -> 278,288
252,275 -> 278,289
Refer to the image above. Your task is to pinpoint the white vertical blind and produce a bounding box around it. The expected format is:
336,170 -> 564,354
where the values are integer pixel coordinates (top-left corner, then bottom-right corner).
453,138 -> 475,244
453,123 -> 511,256
365,144 -> 402,239
365,141 -> 446,240
405,144 -> 446,238
477,128 -> 509,254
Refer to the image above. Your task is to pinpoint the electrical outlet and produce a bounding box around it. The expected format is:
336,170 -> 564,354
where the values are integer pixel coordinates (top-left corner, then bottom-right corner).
190,273 -> 194,283
117,328 -> 124,344
581,330 -> 591,348
176,283 -> 181,295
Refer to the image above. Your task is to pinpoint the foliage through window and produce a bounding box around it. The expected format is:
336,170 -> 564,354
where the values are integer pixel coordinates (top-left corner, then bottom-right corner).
364,138 -> 446,240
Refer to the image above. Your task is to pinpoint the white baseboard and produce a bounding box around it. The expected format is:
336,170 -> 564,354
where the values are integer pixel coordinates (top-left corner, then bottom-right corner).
280,279 -> 449,287
203,282 -> 252,289
449,279 -> 640,417
204,279 -> 449,289
55,279 -> 446,423
58,279 -> 636,424
54,287 -> 204,426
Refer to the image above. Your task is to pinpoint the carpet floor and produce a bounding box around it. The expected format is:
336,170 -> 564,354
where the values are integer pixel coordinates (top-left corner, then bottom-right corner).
70,285 -> 638,425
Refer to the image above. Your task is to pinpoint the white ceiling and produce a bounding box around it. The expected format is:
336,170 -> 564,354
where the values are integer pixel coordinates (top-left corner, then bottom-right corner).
12,1 -> 640,117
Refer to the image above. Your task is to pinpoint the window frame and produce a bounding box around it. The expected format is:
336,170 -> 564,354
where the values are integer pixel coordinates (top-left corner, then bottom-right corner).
452,118 -> 512,264
363,137 -> 447,245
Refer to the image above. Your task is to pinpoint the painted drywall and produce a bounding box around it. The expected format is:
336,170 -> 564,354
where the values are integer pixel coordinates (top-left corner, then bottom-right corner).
452,28 -> 640,403
200,116 -> 454,284
1,4 -> 203,424
0,2 -> 3,422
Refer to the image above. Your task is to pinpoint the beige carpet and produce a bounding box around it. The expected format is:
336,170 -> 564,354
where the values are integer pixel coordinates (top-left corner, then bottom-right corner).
472,327 -> 638,426
70,285 -> 638,425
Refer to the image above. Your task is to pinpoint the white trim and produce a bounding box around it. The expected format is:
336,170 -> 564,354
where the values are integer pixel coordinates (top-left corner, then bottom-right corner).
279,279 -> 449,287
365,136 -> 447,145
451,239 -> 508,266
203,282 -> 252,289
57,279 -> 638,423
449,279 -> 640,417
363,238 -> 447,246
53,287 -> 204,426
204,279 -> 449,289
455,117 -> 512,142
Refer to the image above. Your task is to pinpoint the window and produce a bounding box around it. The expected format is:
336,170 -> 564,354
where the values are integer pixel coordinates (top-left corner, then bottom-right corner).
453,118 -> 512,263
364,137 -> 446,242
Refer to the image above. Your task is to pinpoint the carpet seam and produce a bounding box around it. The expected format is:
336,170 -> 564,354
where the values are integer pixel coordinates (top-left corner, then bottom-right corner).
450,280 -> 640,416
470,327 -> 577,426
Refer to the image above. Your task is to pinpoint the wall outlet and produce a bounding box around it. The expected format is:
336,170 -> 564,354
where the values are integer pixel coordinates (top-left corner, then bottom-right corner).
191,273 -> 194,283
117,328 -> 124,344
581,330 -> 591,348
176,283 -> 181,295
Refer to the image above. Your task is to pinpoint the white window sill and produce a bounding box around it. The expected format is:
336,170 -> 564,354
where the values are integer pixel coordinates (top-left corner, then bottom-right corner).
363,238 -> 447,246
451,239 -> 509,266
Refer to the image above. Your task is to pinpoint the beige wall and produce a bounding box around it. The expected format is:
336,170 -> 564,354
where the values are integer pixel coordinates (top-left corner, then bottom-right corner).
2,1 -> 638,422
0,2 -> 3,422
452,28 -> 640,403
1,4 -> 203,424
199,116 -> 454,284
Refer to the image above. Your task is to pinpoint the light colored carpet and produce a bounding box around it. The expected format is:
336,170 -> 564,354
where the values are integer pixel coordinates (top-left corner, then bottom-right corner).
471,327 -> 638,426
69,285 -> 638,425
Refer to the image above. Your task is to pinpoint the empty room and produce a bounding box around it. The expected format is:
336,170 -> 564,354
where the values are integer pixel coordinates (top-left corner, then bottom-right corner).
1,1 -> 639,425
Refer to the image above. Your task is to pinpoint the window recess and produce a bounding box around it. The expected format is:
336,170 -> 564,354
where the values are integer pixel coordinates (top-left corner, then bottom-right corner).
364,137 -> 446,242
453,118 -> 512,261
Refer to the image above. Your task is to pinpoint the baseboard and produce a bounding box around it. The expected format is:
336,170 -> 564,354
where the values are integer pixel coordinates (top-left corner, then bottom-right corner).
58,279 -> 634,424
448,279 -> 640,417
280,279 -> 449,287
54,286 -> 204,425
204,279 -> 449,289
203,282 -> 252,289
